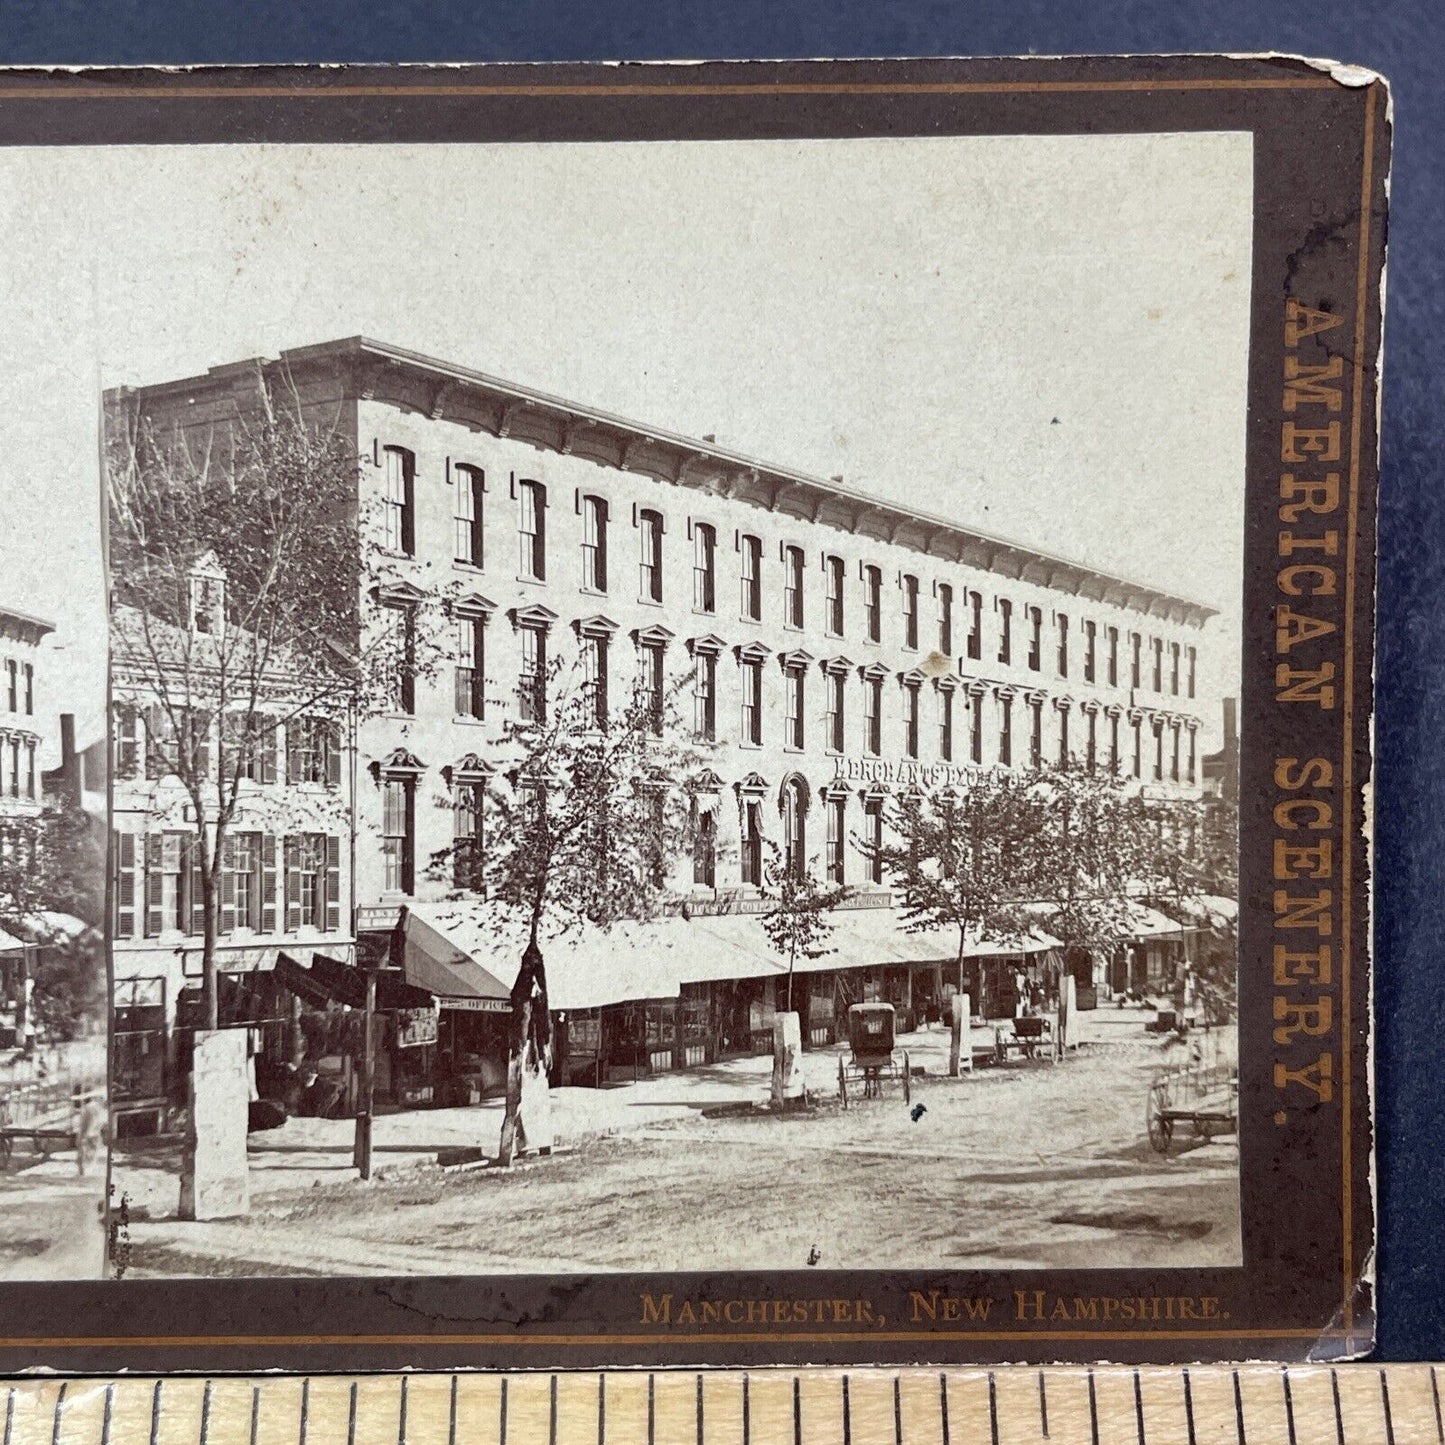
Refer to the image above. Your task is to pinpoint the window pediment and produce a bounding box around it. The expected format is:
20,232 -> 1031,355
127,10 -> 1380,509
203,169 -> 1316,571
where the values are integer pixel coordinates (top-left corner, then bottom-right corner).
691,767 -> 725,793
819,655 -> 854,675
509,603 -> 559,632
686,633 -> 728,658
898,667 -> 928,688
734,641 -> 771,665
376,746 -> 426,777
573,613 -> 620,639
633,623 -> 675,650
777,648 -> 815,672
449,752 -> 492,783
371,580 -> 429,609
452,590 -> 498,620
735,771 -> 769,798
858,661 -> 889,682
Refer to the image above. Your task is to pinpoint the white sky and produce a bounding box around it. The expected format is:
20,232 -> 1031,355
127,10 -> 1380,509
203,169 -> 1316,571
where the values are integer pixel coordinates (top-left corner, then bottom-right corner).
0,132 -> 1252,760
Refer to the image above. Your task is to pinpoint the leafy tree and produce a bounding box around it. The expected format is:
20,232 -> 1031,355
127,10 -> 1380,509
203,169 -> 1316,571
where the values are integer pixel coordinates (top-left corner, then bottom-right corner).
0,802 -> 104,1043
756,841 -> 851,1018
429,655 -> 701,1165
859,775 -> 1047,1009
1026,761 -> 1144,987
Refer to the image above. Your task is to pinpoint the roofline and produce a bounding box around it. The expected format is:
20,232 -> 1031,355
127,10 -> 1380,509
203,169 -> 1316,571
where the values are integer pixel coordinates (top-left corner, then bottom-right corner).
0,605 -> 57,641
106,337 -> 1222,625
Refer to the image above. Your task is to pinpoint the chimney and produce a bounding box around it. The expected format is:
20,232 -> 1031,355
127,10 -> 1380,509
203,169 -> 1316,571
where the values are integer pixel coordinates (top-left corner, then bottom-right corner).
1223,697 -> 1237,753
51,713 -> 81,808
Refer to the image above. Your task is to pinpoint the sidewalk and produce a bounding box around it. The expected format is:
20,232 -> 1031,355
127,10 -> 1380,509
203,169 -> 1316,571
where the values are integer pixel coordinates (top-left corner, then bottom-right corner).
111,1009 -> 1191,1222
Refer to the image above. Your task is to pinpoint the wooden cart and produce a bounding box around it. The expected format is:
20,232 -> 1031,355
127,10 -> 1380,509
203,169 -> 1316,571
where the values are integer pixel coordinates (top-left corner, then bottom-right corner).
837,1002 -> 911,1106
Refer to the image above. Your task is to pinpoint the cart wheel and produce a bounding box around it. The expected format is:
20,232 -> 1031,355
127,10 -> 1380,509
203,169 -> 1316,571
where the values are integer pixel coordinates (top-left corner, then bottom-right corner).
903,1051 -> 912,1106
838,1056 -> 848,1109
1146,1082 -> 1174,1155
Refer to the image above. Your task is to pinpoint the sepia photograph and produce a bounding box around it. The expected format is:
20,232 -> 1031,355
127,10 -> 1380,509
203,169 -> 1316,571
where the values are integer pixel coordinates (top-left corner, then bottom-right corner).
4,127 -> 1249,1281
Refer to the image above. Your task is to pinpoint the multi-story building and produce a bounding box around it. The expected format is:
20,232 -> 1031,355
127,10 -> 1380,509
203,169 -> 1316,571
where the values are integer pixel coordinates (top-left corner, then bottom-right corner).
108,558 -> 367,1117
109,339 -> 1219,1095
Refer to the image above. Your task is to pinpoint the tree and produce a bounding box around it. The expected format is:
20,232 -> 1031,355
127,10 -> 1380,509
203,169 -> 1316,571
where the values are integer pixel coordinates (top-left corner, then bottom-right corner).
432,655 -> 701,1166
757,841 -> 851,1018
1025,761 -> 1143,989
859,775 -> 1047,1009
0,802 -> 103,1044
106,394 -> 373,1031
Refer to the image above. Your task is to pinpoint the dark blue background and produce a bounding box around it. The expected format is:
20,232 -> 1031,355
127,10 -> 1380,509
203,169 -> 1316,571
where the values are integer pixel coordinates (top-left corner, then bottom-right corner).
4,0 -> 1438,1361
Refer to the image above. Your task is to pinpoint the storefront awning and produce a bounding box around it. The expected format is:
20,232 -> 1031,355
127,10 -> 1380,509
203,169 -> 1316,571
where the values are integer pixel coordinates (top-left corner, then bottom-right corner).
276,952 -> 434,1011
1124,901 -> 1193,939
403,905 -> 516,1011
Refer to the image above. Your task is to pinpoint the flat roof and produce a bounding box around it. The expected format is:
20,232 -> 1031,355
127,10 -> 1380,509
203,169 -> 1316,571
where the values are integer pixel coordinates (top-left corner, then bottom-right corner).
109,337 -> 1221,626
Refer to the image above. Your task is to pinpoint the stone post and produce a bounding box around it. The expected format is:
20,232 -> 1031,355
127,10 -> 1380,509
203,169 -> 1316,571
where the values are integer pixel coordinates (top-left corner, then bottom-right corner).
771,1011 -> 805,1109
949,992 -> 973,1077
179,1028 -> 250,1221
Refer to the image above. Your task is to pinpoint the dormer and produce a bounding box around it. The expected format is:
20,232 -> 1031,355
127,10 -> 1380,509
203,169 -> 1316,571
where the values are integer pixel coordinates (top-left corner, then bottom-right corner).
188,551 -> 226,637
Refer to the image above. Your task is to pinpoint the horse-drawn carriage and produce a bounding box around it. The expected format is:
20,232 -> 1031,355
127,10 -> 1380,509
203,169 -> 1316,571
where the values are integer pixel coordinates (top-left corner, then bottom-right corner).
837,1002 -> 911,1105
1145,1027 -> 1238,1155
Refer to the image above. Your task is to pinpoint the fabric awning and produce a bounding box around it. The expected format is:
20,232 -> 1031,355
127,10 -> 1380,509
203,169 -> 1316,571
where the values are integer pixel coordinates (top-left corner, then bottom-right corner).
1124,901 -> 1193,939
0,927 -> 27,953
403,904 -> 516,1010
276,952 -> 434,1011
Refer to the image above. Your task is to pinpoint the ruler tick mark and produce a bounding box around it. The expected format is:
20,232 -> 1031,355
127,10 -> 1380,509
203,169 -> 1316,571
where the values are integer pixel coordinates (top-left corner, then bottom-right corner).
1432,1366 -> 1443,1445
448,1377 -> 458,1445
1132,1370 -> 1144,1445
988,1373 -> 999,1445
199,1381 -> 211,1445
347,1382 -> 358,1445
1232,1370 -> 1244,1445
793,1376 -> 801,1445
149,1380 -> 163,1445
648,1374 -> 656,1445
1038,1371 -> 1049,1439
742,1375 -> 750,1445
940,1374 -> 950,1445
499,1378 -> 508,1445
1183,1369 -> 1196,1445
1331,1370 -> 1345,1445
597,1373 -> 605,1445
399,1375 -> 409,1445
549,1376 -> 557,1445
842,1375 -> 851,1445
1283,1369 -> 1297,1445
892,1376 -> 901,1445
4,1387 -> 13,1445
300,1378 -> 310,1445
249,1386 -> 259,1445
1382,1370 -> 1396,1445
696,1374 -> 704,1445
100,1385 -> 113,1445
1087,1370 -> 1099,1445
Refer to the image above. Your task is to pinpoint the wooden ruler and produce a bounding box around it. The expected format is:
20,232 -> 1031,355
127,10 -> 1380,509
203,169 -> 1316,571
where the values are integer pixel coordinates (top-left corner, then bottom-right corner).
2,1368 -> 1441,1445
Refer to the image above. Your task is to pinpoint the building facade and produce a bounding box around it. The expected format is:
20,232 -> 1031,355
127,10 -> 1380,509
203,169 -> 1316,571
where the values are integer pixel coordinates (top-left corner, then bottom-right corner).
109,340 -> 1221,1095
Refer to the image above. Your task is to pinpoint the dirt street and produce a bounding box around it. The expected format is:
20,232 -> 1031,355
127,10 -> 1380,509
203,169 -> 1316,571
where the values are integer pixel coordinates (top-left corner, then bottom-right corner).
116,1028 -> 1239,1277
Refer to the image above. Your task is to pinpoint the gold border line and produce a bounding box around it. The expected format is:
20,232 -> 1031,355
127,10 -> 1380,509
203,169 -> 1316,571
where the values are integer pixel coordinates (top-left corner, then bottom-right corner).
0,77 -> 1337,101
0,1328 -> 1334,1350
1341,81 -> 1380,1347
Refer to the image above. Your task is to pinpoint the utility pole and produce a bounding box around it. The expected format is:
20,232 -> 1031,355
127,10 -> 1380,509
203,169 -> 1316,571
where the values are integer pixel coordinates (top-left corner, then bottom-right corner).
353,965 -> 376,1179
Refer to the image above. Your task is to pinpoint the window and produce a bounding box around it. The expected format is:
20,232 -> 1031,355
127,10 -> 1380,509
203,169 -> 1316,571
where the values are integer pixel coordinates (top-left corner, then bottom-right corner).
902,679 -> 921,759
23,662 -> 33,716
741,657 -> 763,746
7,737 -> 17,797
1132,716 -> 1143,778
1086,709 -> 1098,772
784,665 -> 805,750
453,464 -> 485,567
864,798 -> 884,885
998,598 -> 1013,665
1188,728 -> 1198,784
1170,642 -> 1181,696
1187,645 -> 1197,700
693,808 -> 717,888
285,833 -> 339,932
454,783 -> 486,891
24,739 -> 35,800
382,446 -> 414,556
582,634 -> 609,727
114,702 -> 141,779
518,479 -> 546,581
969,691 -> 983,764
5,660 -> 15,711
113,833 -> 137,939
783,545 -> 804,628
1107,626 -> 1119,687
1084,620 -> 1097,683
142,705 -> 177,779
388,606 -> 417,714
998,694 -> 1013,766
1029,698 -> 1043,768
863,673 -> 882,756
740,534 -> 762,621
693,652 -> 717,741
580,495 -> 608,592
781,778 -> 808,880
519,624 -> 547,724
1153,719 -> 1165,780
825,555 -> 845,636
826,795 -> 846,885
1130,633 -> 1143,689
1057,705 -> 1070,767
1110,712 -> 1121,773
939,584 -> 955,655
456,616 -> 486,719
966,590 -> 983,661
741,801 -> 763,886
826,670 -> 845,752
938,686 -> 955,762
693,523 -> 717,613
863,565 -> 882,642
1152,637 -> 1164,692
638,508 -> 664,603
1171,721 -> 1181,781
141,830 -> 201,938
220,831 -> 265,934
1027,606 -> 1042,671
190,572 -> 224,636
1057,614 -> 1069,678
382,778 -> 416,895
286,716 -> 341,786
902,575 -> 919,650
639,641 -> 664,735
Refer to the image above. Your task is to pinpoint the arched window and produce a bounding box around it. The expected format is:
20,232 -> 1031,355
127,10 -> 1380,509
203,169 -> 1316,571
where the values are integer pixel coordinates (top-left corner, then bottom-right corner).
639,508 -> 664,602
581,495 -> 608,592
517,479 -> 546,580
783,545 -> 804,628
825,555 -> 845,636
693,522 -> 717,613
